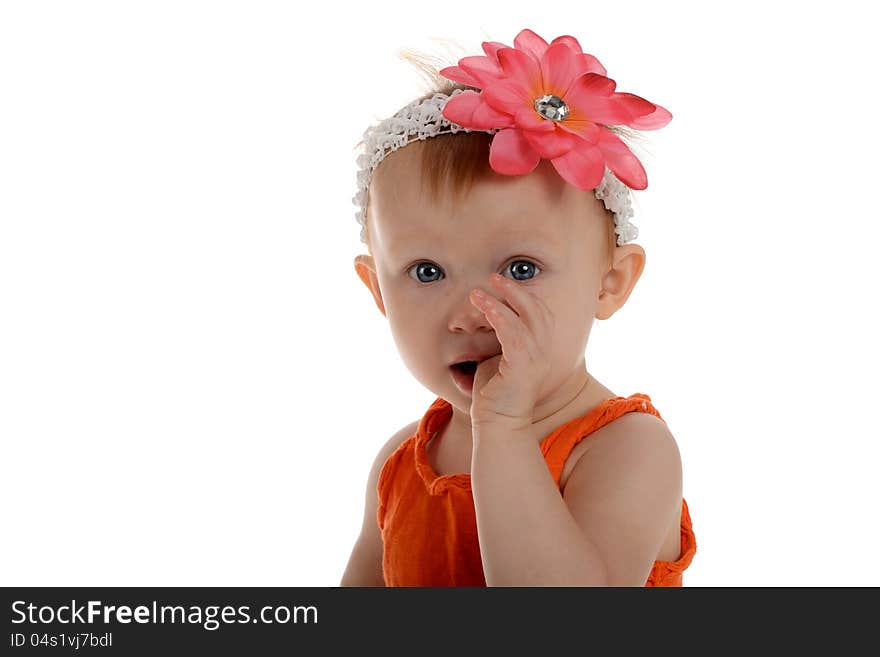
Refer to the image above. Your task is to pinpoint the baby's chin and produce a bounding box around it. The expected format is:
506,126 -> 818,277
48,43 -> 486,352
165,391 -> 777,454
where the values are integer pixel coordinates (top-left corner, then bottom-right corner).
423,377 -> 473,420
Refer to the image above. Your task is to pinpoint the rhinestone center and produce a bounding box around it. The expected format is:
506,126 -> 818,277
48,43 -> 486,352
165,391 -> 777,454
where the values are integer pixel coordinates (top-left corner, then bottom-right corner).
534,94 -> 569,121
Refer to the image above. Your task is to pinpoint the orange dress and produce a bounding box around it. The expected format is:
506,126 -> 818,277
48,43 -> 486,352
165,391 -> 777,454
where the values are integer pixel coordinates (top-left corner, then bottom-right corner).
377,393 -> 696,586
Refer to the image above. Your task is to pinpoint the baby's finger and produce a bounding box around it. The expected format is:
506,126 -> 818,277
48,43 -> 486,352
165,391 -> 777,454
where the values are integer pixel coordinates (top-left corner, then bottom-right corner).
488,274 -> 551,335
470,290 -> 526,359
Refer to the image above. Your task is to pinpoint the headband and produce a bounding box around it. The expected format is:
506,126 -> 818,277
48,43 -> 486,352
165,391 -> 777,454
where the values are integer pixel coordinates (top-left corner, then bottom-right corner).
353,28 -> 672,247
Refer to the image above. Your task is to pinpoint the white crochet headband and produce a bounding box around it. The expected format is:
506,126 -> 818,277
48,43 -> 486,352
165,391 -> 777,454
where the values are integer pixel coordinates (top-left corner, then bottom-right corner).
352,88 -> 639,247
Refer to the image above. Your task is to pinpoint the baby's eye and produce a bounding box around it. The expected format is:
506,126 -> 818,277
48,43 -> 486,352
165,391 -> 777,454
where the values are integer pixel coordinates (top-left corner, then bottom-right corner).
408,261 -> 444,283
407,259 -> 542,284
504,259 -> 541,281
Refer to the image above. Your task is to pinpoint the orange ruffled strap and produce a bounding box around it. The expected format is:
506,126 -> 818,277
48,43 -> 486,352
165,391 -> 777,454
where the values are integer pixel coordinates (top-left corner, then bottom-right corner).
646,498 -> 697,586
542,393 -> 662,487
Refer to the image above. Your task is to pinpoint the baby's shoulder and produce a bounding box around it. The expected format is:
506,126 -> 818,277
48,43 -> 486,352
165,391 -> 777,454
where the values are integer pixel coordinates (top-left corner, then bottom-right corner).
590,406 -> 676,456
373,419 -> 420,471
361,419 -> 421,499
386,419 -> 420,453
369,419 -> 421,496
560,406 -> 676,489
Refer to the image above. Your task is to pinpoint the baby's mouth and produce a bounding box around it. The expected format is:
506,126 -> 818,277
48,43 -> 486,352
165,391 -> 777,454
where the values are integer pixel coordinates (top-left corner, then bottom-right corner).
449,361 -> 479,393
450,361 -> 478,376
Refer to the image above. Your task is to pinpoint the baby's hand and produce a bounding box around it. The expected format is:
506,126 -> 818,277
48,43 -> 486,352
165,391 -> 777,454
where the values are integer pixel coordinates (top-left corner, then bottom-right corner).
468,273 -> 555,433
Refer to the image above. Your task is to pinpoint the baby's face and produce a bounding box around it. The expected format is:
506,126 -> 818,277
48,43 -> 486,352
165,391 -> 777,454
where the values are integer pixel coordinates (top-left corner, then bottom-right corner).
357,143 -> 618,412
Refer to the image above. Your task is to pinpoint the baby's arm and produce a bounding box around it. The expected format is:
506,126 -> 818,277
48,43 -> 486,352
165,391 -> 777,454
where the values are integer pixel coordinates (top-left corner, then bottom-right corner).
472,411 -> 682,586
340,420 -> 419,586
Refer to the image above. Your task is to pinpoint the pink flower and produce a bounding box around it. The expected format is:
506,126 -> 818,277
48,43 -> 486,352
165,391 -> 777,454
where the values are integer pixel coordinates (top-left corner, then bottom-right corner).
440,28 -> 671,191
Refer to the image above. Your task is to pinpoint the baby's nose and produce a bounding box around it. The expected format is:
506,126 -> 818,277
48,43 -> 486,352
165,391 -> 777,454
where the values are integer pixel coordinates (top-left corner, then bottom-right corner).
448,285 -> 493,333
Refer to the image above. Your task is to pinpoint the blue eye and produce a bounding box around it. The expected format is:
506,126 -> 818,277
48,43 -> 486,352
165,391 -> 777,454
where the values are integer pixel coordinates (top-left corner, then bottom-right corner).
505,260 -> 541,281
408,261 -> 444,283
407,259 -> 541,284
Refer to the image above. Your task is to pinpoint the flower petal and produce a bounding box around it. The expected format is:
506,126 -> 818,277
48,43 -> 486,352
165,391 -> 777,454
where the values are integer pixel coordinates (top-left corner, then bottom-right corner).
606,92 -> 673,128
513,28 -> 550,61
541,42 -> 581,96
550,142 -> 606,191
472,98 -> 517,130
482,78 -> 530,116
439,65 -> 481,88
489,128 -> 542,175
626,99 -> 673,130
442,91 -> 515,130
566,73 -> 632,125
613,92 -> 656,121
458,55 -> 504,88
497,46 -> 542,94
514,106 -> 555,132
568,71 -> 616,97
482,40 -> 510,63
597,127 -> 648,189
522,125 -> 578,159
557,118 -> 600,143
548,34 -> 583,55
441,90 -> 483,126
577,53 -> 607,77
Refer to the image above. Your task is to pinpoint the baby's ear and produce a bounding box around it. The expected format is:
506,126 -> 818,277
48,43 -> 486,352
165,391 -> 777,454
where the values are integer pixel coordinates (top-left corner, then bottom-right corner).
595,244 -> 646,320
354,254 -> 386,317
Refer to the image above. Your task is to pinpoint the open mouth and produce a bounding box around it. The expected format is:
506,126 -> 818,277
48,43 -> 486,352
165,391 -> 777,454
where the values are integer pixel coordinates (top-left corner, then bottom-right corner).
451,361 -> 478,375
449,361 -> 479,393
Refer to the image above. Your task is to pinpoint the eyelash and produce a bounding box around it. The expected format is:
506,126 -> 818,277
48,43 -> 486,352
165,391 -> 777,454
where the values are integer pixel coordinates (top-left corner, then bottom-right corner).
406,259 -> 542,284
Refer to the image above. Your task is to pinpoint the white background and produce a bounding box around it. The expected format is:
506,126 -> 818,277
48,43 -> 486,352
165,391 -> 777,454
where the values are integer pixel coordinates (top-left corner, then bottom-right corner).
1,1 -> 878,587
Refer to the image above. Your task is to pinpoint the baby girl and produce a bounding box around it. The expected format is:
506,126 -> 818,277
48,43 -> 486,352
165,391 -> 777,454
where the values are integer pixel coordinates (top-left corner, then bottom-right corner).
341,28 -> 696,586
